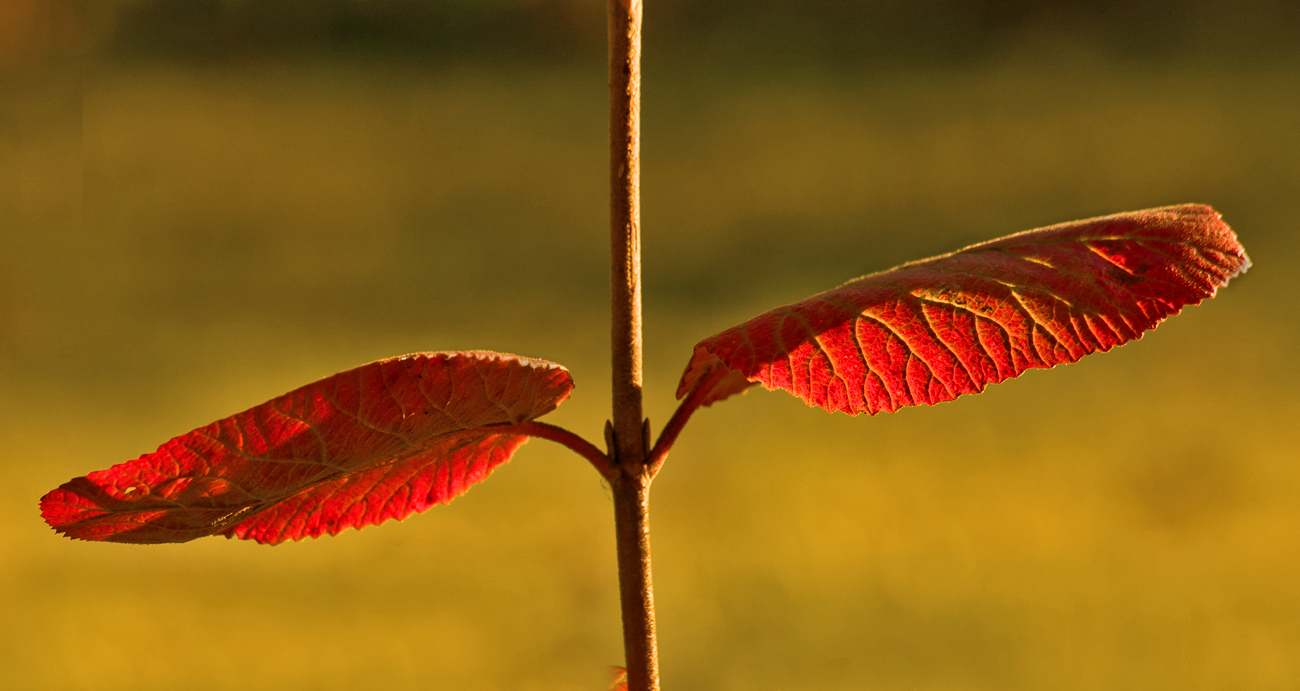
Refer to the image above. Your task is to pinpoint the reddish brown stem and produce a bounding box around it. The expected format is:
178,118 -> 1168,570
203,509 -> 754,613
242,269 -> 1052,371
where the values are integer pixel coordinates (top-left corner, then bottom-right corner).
608,0 -> 658,690
646,365 -> 728,478
611,468 -> 657,691
609,0 -> 644,460
508,421 -> 613,479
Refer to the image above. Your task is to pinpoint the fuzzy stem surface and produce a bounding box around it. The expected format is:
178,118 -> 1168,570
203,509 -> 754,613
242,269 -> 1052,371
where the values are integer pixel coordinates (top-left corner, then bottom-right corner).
612,468 -> 658,691
608,0 -> 658,689
609,0 -> 644,454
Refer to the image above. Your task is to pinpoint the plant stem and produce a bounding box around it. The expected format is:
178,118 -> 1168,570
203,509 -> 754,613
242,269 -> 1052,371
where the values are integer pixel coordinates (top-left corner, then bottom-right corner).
608,0 -> 658,690
508,421 -> 613,479
609,0 -> 644,454
612,469 -> 658,691
646,365 -> 728,478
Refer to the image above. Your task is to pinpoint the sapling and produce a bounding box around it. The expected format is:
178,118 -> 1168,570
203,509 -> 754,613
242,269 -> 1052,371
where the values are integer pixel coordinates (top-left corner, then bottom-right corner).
41,3 -> 1250,691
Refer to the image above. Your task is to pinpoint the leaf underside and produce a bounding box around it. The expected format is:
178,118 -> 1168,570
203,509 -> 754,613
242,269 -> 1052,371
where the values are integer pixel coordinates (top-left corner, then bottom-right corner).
41,351 -> 574,545
677,204 -> 1250,414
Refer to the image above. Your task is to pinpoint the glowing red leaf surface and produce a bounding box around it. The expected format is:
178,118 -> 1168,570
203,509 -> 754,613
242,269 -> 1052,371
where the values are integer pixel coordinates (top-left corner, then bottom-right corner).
677,204 -> 1250,414
42,351 -> 573,544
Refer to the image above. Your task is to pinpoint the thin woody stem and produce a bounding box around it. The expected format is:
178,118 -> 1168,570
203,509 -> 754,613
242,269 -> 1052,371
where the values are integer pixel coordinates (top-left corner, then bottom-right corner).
608,1 -> 658,690
609,0 -> 644,455
611,469 -> 655,691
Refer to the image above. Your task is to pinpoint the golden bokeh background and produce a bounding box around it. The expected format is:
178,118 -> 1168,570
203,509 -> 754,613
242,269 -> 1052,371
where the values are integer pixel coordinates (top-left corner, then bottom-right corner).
2,1 -> 1298,689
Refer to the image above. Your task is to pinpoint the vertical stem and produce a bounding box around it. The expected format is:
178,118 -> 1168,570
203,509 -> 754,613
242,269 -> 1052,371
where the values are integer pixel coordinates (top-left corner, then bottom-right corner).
609,2 -> 643,444
608,1 -> 658,690
612,472 -> 658,691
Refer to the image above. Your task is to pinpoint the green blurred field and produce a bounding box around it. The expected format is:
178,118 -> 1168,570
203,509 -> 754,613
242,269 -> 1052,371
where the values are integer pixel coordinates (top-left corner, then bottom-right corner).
3,2 -> 1299,690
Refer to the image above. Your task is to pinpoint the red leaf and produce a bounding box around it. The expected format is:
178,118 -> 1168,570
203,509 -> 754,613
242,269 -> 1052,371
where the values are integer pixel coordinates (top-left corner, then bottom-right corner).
677,204 -> 1250,415
42,351 -> 574,544
610,667 -> 628,691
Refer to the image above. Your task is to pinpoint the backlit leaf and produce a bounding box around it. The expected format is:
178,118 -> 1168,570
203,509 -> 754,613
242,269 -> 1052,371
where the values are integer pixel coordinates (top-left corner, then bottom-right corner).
677,204 -> 1250,414
42,351 -> 574,544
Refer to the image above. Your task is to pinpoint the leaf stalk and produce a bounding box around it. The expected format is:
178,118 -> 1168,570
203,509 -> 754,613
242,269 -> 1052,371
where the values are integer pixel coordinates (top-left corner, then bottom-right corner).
646,365 -> 728,478
508,421 -> 613,479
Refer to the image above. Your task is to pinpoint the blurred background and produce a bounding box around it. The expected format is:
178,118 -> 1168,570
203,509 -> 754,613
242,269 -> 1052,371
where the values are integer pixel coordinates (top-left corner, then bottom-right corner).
2,1 -> 1297,689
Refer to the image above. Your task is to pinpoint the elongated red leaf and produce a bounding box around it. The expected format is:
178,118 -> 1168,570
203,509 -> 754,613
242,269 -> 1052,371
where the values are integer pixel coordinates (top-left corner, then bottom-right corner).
42,351 -> 573,545
677,204 -> 1250,414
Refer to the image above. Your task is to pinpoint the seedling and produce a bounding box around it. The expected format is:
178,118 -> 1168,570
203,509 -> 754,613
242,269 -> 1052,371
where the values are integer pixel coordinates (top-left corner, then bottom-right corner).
41,3 -> 1250,691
